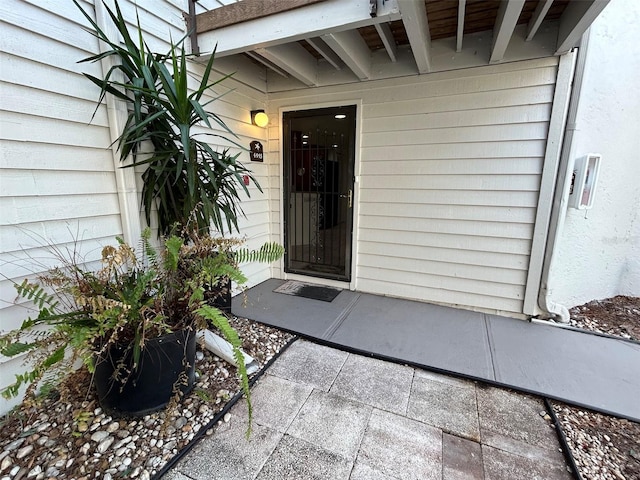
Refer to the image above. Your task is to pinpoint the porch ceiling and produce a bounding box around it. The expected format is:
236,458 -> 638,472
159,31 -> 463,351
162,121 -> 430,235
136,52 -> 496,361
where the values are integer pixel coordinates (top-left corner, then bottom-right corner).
192,0 -> 609,89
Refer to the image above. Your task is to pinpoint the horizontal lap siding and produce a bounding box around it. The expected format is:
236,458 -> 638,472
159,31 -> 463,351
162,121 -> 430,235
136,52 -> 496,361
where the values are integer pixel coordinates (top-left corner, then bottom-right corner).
0,0 -> 192,316
358,61 -> 556,315
0,0 -> 128,413
269,57 -> 558,315
0,0 -> 124,329
188,67 -> 272,277
0,0 -> 272,294
0,0 -> 271,340
0,0 -> 269,412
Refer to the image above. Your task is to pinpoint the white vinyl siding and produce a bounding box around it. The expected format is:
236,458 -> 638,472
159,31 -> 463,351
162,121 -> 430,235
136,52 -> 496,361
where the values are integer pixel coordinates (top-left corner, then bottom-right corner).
1,0 -> 120,331
0,0 -> 119,411
0,0 -> 270,412
268,57 -> 559,315
193,72 -> 273,283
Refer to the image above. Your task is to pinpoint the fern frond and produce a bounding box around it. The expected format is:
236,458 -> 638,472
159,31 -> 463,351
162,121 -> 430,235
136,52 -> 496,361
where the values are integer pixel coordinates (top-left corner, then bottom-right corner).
196,305 -> 252,436
164,236 -> 183,272
42,346 -> 66,368
15,280 -> 59,310
140,227 -> 159,268
234,242 -> 284,265
198,259 -> 246,287
0,342 -> 38,357
1,343 -> 67,399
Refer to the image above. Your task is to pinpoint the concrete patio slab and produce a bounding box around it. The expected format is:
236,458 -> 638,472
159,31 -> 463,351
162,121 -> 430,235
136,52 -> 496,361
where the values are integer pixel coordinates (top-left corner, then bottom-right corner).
233,278 -> 361,339
442,433 -> 484,480
482,444 -> 572,480
266,340 -> 348,391
166,339 -> 573,480
487,314 -> 640,420
349,462 -> 400,480
173,414 -> 282,480
329,293 -> 495,380
480,430 -> 567,465
255,434 -> 352,480
407,369 -> 480,441
234,279 -> 640,421
415,369 -> 478,389
163,472 -> 191,480
357,409 -> 442,480
232,374 -> 312,433
329,353 -> 414,415
476,386 -> 561,451
287,390 -> 371,459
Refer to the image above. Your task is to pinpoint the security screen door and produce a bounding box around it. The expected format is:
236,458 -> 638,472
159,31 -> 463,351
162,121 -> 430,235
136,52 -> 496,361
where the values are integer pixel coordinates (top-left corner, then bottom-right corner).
283,106 -> 356,282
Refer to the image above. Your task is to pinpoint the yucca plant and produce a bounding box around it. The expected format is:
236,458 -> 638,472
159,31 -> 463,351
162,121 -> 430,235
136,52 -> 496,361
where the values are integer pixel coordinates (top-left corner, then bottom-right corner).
75,0 -> 260,236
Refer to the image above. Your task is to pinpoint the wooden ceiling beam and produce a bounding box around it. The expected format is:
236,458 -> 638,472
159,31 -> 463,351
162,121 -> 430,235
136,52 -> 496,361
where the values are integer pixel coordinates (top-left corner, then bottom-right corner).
526,0 -> 554,41
490,0 -> 525,64
322,30 -> 372,80
375,22 -> 398,62
456,0 -> 466,52
556,0 -> 610,54
306,38 -> 343,70
245,52 -> 290,78
398,0 -> 432,73
254,43 -> 318,86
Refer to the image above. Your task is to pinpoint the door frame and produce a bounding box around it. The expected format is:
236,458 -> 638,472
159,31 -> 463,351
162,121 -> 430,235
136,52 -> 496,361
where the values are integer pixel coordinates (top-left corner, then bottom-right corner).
279,99 -> 362,291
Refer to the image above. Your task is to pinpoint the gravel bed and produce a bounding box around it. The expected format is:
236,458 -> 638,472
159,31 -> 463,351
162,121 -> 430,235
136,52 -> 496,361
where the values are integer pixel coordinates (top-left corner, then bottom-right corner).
0,317 -> 294,480
553,296 -> 640,480
552,403 -> 640,480
568,296 -> 640,342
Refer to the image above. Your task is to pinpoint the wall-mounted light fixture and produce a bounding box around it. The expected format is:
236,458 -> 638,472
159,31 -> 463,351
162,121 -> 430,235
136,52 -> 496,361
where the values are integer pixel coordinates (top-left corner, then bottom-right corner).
251,110 -> 269,128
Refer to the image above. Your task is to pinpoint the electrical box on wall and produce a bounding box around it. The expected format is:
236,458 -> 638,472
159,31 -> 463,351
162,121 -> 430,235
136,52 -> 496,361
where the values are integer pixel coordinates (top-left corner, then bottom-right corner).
569,154 -> 601,210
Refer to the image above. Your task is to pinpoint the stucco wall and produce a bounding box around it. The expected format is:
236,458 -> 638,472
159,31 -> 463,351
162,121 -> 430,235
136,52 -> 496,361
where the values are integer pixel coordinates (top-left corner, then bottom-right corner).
550,0 -> 640,307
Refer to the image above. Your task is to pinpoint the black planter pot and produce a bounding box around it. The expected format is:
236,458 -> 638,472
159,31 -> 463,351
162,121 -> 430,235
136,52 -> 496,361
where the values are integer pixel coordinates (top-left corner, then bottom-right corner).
94,329 -> 196,417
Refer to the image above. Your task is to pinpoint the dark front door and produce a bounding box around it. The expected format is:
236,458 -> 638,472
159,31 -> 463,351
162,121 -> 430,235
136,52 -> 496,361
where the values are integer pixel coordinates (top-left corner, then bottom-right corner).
283,106 -> 356,282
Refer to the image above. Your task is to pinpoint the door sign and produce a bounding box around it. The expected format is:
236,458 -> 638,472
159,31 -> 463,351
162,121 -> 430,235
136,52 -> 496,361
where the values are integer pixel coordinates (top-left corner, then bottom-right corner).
249,141 -> 263,162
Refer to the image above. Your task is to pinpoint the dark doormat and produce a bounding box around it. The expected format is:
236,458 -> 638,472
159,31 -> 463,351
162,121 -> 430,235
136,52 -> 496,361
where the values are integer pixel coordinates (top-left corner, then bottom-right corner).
273,280 -> 342,302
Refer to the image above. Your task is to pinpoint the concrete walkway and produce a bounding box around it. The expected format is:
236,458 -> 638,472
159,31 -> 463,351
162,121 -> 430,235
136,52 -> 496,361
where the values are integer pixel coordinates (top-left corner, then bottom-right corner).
165,340 -> 572,480
233,279 -> 640,422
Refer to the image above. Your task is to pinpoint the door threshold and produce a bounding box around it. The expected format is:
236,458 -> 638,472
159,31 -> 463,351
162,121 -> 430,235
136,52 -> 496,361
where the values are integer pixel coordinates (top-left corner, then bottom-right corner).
284,273 -> 352,291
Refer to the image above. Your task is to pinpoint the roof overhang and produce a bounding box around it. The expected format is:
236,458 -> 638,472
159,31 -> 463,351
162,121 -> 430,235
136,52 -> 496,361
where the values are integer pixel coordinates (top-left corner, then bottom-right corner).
192,0 -> 610,92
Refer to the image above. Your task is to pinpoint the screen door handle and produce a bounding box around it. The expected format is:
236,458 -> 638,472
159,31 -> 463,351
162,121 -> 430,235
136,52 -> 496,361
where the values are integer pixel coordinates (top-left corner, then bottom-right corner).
340,190 -> 353,208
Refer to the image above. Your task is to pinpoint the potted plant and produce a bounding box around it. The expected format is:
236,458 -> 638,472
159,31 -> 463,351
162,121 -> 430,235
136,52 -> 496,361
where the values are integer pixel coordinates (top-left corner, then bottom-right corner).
76,0 -> 268,313
0,229 -> 283,420
75,0 -> 260,238
1,0 -> 282,423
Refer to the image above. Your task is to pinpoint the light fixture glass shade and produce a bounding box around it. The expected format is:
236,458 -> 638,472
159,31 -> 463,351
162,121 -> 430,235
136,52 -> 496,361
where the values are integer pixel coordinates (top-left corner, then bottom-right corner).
251,110 -> 269,127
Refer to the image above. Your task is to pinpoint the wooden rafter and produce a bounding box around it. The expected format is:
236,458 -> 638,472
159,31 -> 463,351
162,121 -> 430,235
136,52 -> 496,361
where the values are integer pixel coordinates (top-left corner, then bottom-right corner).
245,51 -> 290,78
322,30 -> 372,80
375,22 -> 398,62
456,0 -> 466,53
398,0 -> 431,74
526,0 -> 554,41
306,38 -> 343,69
255,43 -> 318,86
490,0 -> 525,64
